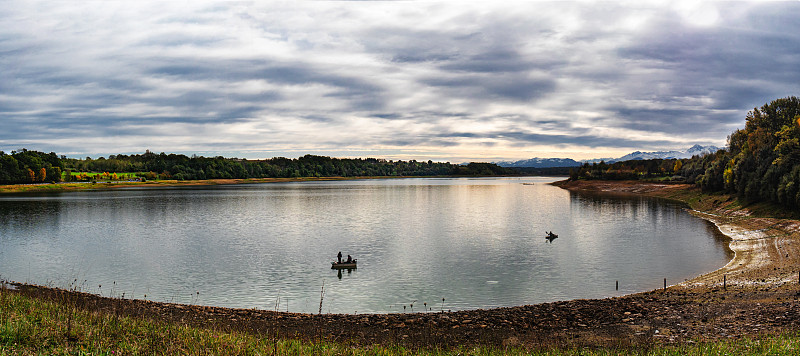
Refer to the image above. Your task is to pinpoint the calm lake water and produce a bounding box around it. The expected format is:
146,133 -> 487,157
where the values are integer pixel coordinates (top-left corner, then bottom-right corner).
0,177 -> 731,314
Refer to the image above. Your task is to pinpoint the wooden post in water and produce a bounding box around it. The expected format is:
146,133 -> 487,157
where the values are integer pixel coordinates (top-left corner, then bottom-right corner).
616,280 -> 619,291
663,278 -> 666,291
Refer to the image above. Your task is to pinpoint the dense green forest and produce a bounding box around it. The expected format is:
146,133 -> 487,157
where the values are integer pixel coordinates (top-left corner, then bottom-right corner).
0,150 -> 64,184
692,96 -> 800,207
569,159 -> 683,181
571,96 -> 800,209
0,150 -> 517,185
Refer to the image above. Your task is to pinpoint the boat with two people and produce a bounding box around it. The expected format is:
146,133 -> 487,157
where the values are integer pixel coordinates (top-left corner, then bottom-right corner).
331,251 -> 357,269
545,231 -> 558,243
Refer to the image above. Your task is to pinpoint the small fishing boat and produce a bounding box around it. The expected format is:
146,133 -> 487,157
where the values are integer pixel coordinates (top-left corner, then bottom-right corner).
331,260 -> 357,269
545,231 -> 558,242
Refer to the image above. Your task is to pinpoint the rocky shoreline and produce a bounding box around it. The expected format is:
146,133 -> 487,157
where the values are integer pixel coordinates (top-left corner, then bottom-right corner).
5,180 -> 800,349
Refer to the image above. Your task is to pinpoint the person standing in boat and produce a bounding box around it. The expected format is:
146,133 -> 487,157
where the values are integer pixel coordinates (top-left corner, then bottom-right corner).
346,254 -> 352,263
337,251 -> 342,263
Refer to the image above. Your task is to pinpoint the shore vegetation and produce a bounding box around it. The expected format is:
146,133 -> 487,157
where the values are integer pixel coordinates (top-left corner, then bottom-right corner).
3,285 -> 800,355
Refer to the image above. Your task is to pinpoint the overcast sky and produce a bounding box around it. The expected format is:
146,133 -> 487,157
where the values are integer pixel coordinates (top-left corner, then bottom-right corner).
2,1 -> 799,162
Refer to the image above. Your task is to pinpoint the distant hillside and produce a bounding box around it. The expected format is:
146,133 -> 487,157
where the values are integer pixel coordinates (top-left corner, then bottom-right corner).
495,145 -> 721,168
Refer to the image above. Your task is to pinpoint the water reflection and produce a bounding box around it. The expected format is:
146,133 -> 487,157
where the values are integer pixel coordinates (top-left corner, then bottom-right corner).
0,178 -> 732,313
0,197 -> 62,234
565,190 -> 733,288
568,190 -> 732,254
335,268 -> 356,280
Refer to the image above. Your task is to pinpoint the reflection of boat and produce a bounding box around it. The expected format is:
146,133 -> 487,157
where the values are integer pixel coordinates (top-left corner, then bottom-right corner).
331,260 -> 357,269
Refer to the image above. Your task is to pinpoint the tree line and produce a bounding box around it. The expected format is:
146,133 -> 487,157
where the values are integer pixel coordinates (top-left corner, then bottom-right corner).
0,149 -> 64,184
571,96 -> 800,210
691,96 -> 800,207
0,150 -> 517,184
569,159 -> 684,181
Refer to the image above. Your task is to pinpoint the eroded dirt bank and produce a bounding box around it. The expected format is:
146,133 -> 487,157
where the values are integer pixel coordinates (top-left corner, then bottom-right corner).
5,180 -> 800,350
552,180 -> 800,288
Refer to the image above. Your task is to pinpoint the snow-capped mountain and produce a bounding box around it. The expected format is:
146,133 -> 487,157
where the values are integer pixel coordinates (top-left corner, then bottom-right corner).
686,144 -> 721,156
609,145 -> 721,163
494,157 -> 581,168
494,145 -> 721,168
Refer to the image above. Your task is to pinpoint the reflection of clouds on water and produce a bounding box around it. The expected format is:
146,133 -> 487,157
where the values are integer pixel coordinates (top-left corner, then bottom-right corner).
567,190 -> 733,291
0,177 -> 731,313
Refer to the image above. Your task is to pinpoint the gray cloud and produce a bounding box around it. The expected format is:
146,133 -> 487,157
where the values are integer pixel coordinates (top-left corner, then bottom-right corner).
438,50 -> 562,74
610,108 -> 741,135
423,74 -> 557,102
435,130 -> 674,149
616,4 -> 800,113
1,1 -> 799,161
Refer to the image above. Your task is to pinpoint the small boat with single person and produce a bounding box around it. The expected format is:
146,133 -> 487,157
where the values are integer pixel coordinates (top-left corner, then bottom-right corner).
545,231 -> 558,242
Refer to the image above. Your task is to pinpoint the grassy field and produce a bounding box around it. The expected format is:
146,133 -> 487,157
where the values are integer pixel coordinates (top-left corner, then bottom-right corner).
2,286 -> 800,355
62,171 -> 138,182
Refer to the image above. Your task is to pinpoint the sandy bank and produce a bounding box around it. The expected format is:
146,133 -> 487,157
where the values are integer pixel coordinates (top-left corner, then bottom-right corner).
682,211 -> 800,288
553,179 -> 800,288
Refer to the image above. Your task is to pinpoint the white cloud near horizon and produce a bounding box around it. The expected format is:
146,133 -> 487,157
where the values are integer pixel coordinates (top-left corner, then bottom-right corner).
1,1 -> 799,162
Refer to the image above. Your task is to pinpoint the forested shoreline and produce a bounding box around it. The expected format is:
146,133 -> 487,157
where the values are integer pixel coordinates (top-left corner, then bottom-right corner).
0,150 -> 516,185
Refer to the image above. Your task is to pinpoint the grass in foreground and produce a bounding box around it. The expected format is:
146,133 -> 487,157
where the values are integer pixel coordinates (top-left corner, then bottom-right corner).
2,289 -> 800,355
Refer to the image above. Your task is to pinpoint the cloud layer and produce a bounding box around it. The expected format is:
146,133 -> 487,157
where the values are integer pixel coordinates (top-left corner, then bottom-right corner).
2,1 -> 799,161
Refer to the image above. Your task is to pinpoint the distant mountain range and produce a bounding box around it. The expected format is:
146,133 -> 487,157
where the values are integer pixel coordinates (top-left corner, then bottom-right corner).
494,145 -> 721,168
494,157 -> 583,168
610,144 -> 721,162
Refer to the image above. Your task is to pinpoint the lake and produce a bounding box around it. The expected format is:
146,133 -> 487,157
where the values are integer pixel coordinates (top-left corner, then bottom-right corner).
0,177 -> 731,314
